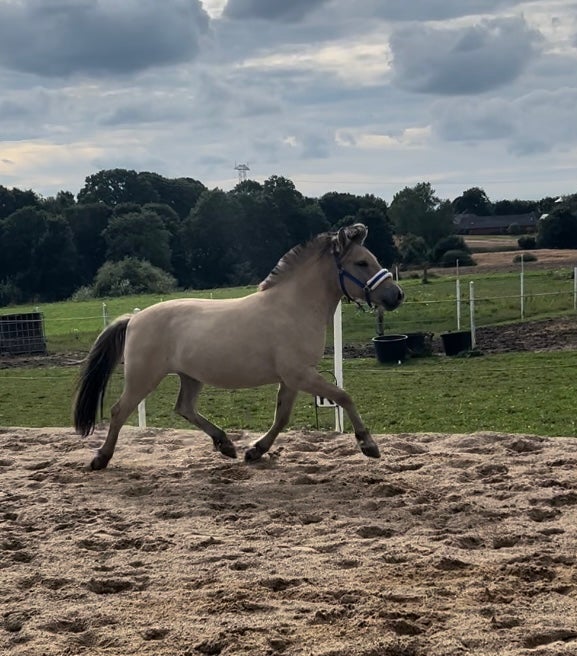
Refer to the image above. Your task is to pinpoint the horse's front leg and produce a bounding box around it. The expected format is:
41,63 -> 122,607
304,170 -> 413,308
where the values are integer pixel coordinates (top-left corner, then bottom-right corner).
245,383 -> 298,461
286,368 -> 380,458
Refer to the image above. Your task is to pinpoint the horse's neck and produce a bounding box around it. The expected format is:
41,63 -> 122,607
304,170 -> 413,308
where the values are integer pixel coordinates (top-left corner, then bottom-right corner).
273,255 -> 342,322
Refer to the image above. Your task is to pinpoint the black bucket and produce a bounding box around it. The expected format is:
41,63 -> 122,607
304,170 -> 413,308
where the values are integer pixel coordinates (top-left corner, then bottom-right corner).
372,334 -> 408,364
405,332 -> 433,358
441,330 -> 472,356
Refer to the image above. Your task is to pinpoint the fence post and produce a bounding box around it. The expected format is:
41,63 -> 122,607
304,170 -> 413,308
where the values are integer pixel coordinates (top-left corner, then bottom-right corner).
520,254 -> 525,320
133,308 -> 147,429
102,303 -> 109,328
469,281 -> 476,349
333,301 -> 344,432
456,278 -> 461,330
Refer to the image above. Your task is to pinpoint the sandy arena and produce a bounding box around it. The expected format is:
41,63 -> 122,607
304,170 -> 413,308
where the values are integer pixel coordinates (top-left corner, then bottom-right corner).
2,426 -> 577,655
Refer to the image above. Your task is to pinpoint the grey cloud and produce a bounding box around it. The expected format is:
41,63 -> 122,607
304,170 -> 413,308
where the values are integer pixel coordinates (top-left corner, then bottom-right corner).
299,132 -> 332,160
390,17 -> 542,95
223,0 -> 329,22
367,0 -> 533,22
433,97 -> 513,141
433,87 -> 577,154
0,0 -> 210,77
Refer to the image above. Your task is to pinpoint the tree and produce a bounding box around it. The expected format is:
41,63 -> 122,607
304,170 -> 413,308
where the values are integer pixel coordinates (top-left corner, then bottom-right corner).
29,216 -> 78,300
0,208 -> 79,302
537,206 -> 577,249
493,199 -> 538,215
0,207 -> 48,286
140,173 -> 206,219
0,185 -> 39,221
389,182 -> 454,247
263,175 -> 330,246
40,190 -> 76,214
452,187 -> 493,216
397,234 -> 429,267
336,207 -> 398,267
229,180 -> 290,281
179,189 -> 245,288
318,192 -> 388,229
77,169 -> 160,206
103,210 -> 172,271
65,203 -> 112,286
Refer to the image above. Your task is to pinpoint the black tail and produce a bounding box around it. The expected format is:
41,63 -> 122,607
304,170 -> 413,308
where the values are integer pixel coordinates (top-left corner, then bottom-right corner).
73,316 -> 131,436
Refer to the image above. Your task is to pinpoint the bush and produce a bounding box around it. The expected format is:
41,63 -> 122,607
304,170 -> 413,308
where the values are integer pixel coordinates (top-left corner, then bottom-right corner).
513,252 -> 538,263
537,207 -> 577,248
69,285 -> 95,301
440,249 -> 476,267
0,279 -> 24,307
431,235 -> 471,263
398,234 -> 429,266
93,258 -> 177,297
517,235 -> 536,250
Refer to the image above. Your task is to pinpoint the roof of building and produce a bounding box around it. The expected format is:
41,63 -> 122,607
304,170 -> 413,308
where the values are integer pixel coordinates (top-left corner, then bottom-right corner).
454,212 -> 538,230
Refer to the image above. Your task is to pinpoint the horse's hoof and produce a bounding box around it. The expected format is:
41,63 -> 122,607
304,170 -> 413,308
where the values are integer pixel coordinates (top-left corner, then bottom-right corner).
218,442 -> 238,459
244,446 -> 263,462
358,441 -> 381,459
89,453 -> 110,470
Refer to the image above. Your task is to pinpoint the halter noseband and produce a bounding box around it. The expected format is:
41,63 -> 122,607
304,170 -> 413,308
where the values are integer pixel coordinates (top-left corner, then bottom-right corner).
334,254 -> 393,309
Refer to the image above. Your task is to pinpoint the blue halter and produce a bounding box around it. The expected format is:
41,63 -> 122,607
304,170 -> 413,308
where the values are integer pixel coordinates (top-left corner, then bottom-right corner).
334,254 -> 393,309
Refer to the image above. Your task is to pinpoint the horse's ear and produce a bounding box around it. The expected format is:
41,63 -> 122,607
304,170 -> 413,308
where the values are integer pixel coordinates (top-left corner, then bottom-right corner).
334,223 -> 368,253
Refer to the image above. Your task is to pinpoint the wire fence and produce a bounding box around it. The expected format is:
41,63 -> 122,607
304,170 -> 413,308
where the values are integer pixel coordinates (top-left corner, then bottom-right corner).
2,266 -> 576,355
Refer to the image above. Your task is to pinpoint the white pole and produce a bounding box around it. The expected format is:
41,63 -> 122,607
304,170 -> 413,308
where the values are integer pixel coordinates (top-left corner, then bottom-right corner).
574,267 -> 577,311
469,281 -> 476,349
138,400 -> 147,429
333,301 -> 344,432
133,308 -> 147,429
102,302 -> 108,328
394,265 -> 399,282
520,254 -> 525,320
456,260 -> 461,330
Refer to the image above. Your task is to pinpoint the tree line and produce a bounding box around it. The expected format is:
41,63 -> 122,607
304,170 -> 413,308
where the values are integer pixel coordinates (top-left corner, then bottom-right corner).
0,169 -> 575,306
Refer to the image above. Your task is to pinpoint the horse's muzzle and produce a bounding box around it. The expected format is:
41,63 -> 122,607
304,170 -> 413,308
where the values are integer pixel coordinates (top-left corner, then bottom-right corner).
381,286 -> 404,311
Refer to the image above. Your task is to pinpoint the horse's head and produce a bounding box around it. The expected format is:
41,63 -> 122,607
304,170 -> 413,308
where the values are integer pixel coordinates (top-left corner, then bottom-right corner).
332,223 -> 404,311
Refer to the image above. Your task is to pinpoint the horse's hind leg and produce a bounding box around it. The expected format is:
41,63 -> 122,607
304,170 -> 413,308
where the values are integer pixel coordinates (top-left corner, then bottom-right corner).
91,368 -> 165,470
175,374 -> 237,458
245,383 -> 298,461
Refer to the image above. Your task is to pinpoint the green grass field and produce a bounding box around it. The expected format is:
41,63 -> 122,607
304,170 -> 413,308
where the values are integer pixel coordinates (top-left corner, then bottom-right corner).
2,266 -> 576,437
1,350 -> 576,437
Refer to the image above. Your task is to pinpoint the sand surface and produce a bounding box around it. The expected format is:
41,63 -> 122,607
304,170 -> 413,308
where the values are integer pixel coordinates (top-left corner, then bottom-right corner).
2,426 -> 577,656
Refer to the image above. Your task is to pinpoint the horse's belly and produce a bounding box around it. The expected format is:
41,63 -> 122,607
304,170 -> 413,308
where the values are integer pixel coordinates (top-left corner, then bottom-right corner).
175,349 -> 280,389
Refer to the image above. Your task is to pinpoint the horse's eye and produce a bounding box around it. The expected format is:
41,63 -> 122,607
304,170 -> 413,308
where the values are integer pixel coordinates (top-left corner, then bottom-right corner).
355,261 -> 369,268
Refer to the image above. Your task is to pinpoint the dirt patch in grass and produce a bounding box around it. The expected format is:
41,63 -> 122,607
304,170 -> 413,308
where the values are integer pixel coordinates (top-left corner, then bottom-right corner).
451,248 -> 577,274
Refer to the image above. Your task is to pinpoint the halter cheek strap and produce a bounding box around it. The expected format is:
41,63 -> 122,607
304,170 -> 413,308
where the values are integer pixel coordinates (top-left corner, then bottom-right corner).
334,254 -> 393,309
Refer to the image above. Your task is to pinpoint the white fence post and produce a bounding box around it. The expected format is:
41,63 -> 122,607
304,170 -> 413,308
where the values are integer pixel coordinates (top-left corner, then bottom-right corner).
456,278 -> 461,331
102,302 -> 109,328
333,301 -> 344,432
469,281 -> 476,349
520,254 -> 525,320
133,308 -> 147,429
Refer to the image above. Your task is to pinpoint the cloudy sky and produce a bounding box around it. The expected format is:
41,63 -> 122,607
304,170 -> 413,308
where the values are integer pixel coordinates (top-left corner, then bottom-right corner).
0,0 -> 576,203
